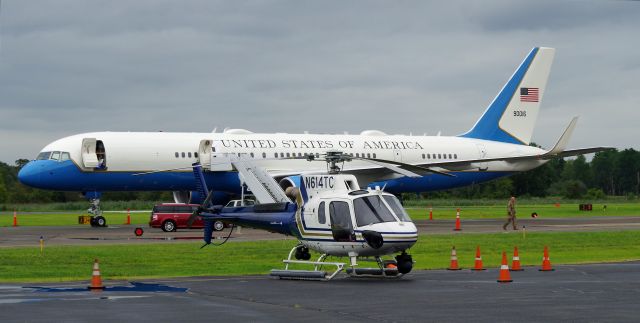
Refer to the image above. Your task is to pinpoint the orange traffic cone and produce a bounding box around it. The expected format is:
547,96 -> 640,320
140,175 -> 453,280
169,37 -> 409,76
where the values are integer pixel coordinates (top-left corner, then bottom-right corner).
125,208 -> 131,225
453,208 -> 461,231
472,245 -> 485,271
510,246 -> 524,271
497,251 -> 513,283
429,206 -> 433,221
13,210 -> 18,227
539,246 -> 554,271
88,259 -> 105,290
447,246 -> 461,270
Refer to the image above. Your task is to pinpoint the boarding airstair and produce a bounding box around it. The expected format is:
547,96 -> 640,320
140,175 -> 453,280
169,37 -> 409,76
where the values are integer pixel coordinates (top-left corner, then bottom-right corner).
230,159 -> 290,204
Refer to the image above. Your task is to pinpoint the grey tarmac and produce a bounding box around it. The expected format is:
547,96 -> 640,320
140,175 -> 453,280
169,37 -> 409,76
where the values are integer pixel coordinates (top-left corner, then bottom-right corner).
1,262 -> 639,322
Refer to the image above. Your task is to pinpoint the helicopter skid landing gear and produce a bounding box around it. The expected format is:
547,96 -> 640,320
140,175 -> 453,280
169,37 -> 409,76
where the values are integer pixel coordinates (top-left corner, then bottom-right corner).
345,257 -> 402,278
270,246 -> 345,281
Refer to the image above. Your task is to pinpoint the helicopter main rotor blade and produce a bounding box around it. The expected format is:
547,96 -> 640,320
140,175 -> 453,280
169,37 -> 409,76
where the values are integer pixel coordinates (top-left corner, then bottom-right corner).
354,157 -> 455,177
358,159 -> 422,178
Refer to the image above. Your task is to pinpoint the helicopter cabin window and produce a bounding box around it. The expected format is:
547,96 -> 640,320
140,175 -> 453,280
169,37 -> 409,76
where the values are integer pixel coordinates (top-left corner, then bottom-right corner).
329,201 -> 354,242
353,196 -> 396,227
383,196 -> 412,222
318,202 -> 326,224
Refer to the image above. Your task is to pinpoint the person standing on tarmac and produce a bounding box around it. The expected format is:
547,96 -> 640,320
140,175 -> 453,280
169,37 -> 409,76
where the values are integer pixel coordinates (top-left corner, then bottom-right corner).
503,196 -> 518,230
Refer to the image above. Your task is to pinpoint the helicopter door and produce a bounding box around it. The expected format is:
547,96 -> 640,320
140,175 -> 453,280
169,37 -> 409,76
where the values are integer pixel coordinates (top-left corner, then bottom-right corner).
210,140 -> 233,171
329,201 -> 356,242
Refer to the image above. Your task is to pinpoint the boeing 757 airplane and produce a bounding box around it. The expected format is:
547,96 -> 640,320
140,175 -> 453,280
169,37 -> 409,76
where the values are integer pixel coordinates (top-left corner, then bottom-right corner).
18,47 -> 609,206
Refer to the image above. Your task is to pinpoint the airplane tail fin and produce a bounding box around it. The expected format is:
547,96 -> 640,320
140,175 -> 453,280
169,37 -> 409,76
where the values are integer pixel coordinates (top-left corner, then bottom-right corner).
460,47 -> 555,145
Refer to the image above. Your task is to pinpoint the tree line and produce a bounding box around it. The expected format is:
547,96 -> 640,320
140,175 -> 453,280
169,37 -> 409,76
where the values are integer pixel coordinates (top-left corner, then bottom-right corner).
1,147 -> 639,204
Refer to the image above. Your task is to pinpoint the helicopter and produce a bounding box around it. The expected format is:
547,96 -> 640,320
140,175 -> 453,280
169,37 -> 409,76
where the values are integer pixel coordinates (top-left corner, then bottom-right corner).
187,151 -> 436,280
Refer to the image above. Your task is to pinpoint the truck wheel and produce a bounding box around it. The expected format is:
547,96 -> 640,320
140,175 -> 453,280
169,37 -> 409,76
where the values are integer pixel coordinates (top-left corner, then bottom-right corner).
95,216 -> 107,227
162,220 -> 176,232
213,220 -> 225,231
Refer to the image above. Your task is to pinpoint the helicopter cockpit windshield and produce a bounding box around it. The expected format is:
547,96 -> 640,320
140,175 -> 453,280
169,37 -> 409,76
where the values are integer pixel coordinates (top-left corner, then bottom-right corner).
382,195 -> 413,222
354,195 -> 405,227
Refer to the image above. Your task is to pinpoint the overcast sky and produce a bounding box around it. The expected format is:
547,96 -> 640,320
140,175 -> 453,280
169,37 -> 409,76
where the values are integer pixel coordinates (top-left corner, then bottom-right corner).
1,1 -> 638,164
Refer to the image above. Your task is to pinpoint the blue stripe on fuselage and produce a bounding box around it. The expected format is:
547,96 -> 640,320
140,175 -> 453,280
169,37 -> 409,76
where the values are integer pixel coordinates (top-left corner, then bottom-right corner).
19,160 -> 512,194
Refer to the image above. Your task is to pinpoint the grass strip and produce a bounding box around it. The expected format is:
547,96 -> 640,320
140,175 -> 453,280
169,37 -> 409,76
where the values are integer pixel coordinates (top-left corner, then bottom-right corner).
0,230 -> 639,282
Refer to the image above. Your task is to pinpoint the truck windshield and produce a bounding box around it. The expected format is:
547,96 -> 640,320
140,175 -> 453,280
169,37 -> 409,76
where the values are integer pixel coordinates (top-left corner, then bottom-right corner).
353,196 -> 396,227
383,195 -> 412,222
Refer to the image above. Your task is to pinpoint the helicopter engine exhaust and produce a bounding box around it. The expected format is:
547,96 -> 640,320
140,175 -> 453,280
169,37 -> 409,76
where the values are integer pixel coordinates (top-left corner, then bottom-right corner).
362,230 -> 384,249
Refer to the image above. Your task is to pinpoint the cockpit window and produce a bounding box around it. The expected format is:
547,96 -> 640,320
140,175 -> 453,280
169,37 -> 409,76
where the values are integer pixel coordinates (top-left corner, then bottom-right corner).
60,152 -> 71,161
36,152 -> 51,160
383,196 -> 412,222
50,151 -> 61,161
353,196 -> 396,226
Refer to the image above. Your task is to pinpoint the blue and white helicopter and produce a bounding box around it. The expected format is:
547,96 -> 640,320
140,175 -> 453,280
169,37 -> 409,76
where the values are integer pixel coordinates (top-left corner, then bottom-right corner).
186,151 -> 426,280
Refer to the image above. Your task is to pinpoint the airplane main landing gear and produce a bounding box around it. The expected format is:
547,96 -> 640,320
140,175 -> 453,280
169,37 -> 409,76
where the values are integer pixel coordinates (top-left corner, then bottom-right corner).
87,198 -> 107,227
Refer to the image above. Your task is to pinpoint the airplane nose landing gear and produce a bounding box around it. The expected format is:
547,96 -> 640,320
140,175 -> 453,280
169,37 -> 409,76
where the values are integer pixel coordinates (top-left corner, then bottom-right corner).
395,252 -> 413,274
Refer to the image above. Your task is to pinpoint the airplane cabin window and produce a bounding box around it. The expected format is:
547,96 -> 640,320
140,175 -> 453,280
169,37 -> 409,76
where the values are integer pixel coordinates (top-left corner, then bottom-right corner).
250,152 -> 254,158
60,152 -> 71,161
194,152 -> 199,158
262,152 -> 266,158
367,153 -> 371,158
454,154 -> 458,159
188,152 -> 192,158
373,153 -> 377,158
448,154 -> 452,159
427,154 -> 431,159
315,153 -> 320,158
422,154 -> 425,159
50,151 -> 61,161
356,153 -> 360,158
280,153 -> 285,158
318,202 -> 326,224
181,152 -> 185,158
438,154 -> 441,159
36,152 -> 51,160
175,152 -> 179,158
286,153 -> 290,157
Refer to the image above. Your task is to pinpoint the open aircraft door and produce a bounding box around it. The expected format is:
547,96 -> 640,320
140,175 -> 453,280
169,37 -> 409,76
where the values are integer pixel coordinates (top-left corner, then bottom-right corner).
198,140 -> 213,170
81,138 -> 106,170
209,140 -> 233,171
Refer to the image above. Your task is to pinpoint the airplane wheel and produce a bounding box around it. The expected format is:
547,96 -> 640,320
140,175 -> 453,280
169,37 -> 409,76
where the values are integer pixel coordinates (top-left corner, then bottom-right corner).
162,220 -> 176,232
95,216 -> 107,227
213,220 -> 225,231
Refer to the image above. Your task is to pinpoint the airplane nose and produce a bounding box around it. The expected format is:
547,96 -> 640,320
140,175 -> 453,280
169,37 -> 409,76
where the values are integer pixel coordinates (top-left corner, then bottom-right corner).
18,161 -> 41,187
